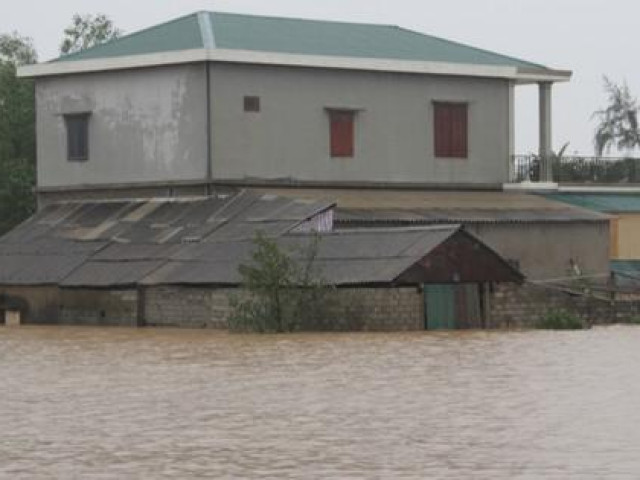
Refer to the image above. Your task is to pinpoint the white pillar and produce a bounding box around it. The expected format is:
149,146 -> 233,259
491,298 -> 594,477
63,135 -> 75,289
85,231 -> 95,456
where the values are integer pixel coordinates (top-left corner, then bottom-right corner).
538,82 -> 553,182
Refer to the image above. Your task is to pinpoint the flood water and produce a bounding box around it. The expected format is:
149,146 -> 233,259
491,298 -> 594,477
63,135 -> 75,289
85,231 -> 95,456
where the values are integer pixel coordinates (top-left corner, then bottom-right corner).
2,326 -> 640,479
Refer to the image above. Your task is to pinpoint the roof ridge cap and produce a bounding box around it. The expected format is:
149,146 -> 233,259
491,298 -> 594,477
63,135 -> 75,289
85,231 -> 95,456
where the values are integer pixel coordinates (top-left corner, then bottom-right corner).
197,11 -> 216,49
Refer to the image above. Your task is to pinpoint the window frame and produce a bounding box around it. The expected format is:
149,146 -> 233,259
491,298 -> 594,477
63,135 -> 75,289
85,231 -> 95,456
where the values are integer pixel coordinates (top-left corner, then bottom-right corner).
64,112 -> 91,162
433,101 -> 468,159
326,107 -> 359,158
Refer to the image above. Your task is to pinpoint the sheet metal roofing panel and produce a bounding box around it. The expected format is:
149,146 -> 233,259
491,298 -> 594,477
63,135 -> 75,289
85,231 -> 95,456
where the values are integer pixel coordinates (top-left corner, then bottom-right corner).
544,193 -> 640,213
0,255 -> 90,285
141,226 -> 461,286
0,191 -> 333,287
313,258 -> 419,284
60,260 -> 166,287
336,208 -> 607,224
0,239 -> 107,285
91,243 -> 183,261
279,226 -> 458,260
257,188 -> 609,223
141,261 -> 243,286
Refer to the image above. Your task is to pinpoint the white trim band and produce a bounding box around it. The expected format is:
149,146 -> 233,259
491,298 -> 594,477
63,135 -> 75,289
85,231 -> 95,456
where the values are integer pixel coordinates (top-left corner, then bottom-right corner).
18,48 -> 571,83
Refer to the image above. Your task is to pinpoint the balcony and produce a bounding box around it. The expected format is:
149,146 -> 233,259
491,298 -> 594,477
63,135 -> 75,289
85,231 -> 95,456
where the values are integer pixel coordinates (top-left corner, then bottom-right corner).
511,155 -> 640,185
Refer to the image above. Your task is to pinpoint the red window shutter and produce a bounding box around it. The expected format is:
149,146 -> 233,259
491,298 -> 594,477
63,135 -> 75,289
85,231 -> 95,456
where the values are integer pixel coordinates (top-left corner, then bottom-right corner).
434,103 -> 468,158
330,111 -> 355,157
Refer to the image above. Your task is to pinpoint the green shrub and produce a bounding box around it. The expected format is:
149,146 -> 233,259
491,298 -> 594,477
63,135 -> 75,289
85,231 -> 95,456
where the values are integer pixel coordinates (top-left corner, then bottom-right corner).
536,308 -> 586,330
228,232 -> 328,333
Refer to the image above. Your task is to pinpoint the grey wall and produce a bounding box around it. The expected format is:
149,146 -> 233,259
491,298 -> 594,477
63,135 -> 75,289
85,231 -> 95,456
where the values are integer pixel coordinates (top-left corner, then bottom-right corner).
466,222 -> 611,281
36,64 -> 208,188
209,63 -> 512,185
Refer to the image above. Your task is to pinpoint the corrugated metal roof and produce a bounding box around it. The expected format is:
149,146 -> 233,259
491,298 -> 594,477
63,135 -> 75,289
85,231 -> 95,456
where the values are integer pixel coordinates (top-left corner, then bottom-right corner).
254,188 -> 610,224
0,191 -> 522,287
56,11 -> 548,71
141,225 -> 463,286
0,190 -> 333,287
543,193 -> 640,213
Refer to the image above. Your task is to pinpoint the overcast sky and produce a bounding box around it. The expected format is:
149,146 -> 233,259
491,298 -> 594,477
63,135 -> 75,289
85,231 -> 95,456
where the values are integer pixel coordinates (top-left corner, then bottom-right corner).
2,0 -> 637,155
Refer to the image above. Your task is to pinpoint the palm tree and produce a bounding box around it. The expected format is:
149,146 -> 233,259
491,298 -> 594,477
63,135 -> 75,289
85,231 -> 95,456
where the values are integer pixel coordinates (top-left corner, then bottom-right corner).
593,76 -> 640,156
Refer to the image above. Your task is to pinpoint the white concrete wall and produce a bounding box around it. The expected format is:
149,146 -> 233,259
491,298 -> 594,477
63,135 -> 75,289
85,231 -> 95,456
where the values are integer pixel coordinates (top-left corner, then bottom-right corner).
209,63 -> 512,185
36,64 -> 208,188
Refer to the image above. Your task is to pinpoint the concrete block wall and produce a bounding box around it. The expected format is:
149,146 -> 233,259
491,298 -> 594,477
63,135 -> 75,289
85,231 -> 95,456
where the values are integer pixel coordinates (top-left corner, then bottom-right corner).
143,286 -> 424,331
144,286 -> 235,328
313,288 -> 423,331
487,283 -> 635,328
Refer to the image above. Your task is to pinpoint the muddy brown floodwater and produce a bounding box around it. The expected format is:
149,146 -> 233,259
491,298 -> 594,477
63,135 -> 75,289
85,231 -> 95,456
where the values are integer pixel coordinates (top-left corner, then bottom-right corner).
2,326 -> 640,479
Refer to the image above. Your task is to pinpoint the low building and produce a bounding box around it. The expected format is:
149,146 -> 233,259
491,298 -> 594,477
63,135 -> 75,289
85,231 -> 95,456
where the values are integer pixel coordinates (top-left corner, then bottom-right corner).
0,191 -> 524,330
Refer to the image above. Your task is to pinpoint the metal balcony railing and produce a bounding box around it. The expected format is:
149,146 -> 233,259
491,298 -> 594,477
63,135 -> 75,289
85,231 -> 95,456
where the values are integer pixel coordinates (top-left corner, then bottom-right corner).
511,155 -> 640,184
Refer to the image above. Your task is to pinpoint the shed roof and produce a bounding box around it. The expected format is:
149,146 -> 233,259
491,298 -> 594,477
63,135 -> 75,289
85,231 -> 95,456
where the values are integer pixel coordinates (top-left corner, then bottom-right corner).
0,194 -> 522,287
255,188 -> 610,224
543,193 -> 640,213
141,225 -> 523,286
18,12 -> 569,82
0,191 -> 333,287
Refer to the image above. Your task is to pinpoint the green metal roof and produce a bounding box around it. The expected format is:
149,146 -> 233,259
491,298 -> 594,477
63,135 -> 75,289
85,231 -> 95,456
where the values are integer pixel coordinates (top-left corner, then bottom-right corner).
56,11 -> 545,70
543,193 -> 640,213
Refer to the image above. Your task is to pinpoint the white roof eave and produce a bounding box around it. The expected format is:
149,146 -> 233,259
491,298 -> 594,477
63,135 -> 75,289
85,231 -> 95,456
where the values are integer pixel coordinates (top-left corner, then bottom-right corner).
17,48 -> 570,83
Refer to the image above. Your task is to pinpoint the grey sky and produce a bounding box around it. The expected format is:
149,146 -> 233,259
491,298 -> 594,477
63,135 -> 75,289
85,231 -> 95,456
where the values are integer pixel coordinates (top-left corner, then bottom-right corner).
2,0 -> 635,155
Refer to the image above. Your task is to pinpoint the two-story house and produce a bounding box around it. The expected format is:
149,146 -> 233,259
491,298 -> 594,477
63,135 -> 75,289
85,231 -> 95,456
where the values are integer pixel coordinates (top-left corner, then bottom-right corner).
22,11 -> 570,195
4,11 -> 615,328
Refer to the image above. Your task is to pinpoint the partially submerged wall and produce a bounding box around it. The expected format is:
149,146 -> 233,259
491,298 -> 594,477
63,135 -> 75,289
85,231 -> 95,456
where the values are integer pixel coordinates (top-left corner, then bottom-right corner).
0,287 -> 60,324
489,283 -> 640,328
144,286 -> 423,331
59,289 -> 139,326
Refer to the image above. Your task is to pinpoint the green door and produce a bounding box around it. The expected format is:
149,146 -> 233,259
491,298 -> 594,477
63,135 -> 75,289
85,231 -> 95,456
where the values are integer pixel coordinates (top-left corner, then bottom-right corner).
424,284 -> 484,330
424,284 -> 456,330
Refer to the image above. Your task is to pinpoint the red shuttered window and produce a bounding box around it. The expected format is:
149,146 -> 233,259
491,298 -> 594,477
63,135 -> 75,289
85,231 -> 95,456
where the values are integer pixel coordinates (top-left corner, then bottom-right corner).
434,102 -> 468,158
329,110 -> 355,157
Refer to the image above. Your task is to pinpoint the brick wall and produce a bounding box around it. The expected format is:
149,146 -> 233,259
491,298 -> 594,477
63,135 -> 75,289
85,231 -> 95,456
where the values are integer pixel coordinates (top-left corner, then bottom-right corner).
143,286 -> 424,331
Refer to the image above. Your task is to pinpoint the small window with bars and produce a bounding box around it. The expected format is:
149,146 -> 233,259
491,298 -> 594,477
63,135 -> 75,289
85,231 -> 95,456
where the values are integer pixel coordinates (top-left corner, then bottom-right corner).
64,113 -> 90,162
433,102 -> 468,158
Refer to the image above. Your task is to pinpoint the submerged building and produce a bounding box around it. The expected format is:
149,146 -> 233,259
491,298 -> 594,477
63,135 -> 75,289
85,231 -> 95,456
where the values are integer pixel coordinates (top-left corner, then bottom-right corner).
2,11 -> 619,328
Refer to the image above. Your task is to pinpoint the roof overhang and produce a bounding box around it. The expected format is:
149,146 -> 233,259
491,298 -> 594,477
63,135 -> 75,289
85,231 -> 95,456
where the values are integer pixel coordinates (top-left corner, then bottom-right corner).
18,48 -> 571,83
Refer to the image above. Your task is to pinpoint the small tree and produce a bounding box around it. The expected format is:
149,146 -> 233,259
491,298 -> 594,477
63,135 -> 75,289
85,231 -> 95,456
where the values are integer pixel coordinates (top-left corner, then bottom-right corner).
593,76 -> 640,155
229,232 -> 326,333
60,14 -> 122,55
